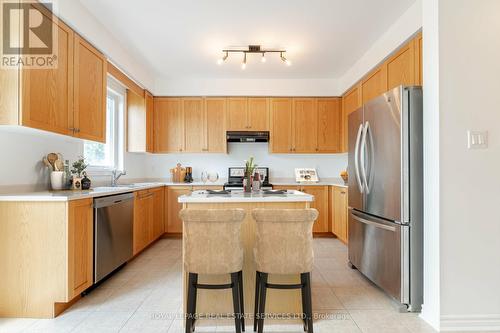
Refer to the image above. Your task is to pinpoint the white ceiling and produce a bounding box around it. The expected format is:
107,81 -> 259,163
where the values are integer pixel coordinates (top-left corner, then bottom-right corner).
80,0 -> 416,80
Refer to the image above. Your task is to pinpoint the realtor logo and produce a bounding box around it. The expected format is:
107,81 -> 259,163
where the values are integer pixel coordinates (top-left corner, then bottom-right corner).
1,0 -> 57,69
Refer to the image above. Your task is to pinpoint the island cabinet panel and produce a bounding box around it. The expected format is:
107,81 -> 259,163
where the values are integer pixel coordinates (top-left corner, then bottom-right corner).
67,198 -> 94,299
247,97 -> 269,131
269,98 -> 293,153
331,186 -> 348,243
154,98 -> 184,153
317,98 -> 343,153
293,98 -> 318,153
73,34 -> 107,143
205,98 -> 227,153
227,98 -> 248,131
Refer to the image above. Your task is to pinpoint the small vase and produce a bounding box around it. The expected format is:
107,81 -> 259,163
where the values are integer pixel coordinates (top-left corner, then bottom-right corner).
50,171 -> 64,190
81,174 -> 91,190
72,177 -> 83,190
244,176 -> 252,193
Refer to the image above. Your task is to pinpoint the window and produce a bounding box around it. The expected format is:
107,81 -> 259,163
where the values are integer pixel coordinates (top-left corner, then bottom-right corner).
84,82 -> 124,173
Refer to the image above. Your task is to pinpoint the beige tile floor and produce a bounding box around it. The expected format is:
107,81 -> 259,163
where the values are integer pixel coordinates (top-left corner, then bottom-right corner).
0,238 -> 439,333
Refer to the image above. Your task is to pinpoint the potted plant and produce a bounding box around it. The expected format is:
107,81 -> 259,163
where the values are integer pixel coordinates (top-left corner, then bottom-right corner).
244,157 -> 257,193
71,157 -> 88,190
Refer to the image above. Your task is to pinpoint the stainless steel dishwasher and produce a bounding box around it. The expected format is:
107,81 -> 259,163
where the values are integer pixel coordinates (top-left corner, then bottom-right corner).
94,192 -> 134,283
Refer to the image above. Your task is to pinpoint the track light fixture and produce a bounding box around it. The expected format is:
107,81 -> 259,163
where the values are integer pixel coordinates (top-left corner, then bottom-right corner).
217,45 -> 291,69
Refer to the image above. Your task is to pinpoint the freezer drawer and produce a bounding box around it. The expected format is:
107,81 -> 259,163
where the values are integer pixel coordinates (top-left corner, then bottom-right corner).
348,209 -> 403,302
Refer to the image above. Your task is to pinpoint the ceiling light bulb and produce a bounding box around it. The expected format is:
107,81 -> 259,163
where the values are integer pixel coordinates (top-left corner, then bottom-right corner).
217,58 -> 224,65
261,53 -> 266,63
242,53 -> 247,70
241,62 -> 246,70
285,59 -> 292,66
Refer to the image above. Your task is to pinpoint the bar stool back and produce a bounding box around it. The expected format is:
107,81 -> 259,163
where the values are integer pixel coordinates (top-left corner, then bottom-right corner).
180,208 -> 246,333
252,208 -> 318,333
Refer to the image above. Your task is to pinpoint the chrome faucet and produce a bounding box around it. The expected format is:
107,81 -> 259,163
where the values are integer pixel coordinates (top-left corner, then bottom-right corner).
111,169 -> 126,186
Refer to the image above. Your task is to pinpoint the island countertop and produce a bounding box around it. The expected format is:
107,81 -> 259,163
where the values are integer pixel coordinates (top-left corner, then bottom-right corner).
178,189 -> 314,203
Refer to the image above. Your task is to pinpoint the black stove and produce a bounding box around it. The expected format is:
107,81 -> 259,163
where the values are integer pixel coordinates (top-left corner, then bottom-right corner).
223,167 -> 273,191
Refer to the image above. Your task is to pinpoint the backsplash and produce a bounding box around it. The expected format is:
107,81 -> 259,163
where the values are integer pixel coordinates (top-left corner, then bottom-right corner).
147,143 -> 348,181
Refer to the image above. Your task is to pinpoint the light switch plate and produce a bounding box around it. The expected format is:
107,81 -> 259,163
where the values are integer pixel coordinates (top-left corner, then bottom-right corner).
467,130 -> 488,149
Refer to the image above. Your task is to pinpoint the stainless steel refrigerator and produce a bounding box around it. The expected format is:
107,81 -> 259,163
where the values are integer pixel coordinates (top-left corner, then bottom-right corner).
347,86 -> 423,312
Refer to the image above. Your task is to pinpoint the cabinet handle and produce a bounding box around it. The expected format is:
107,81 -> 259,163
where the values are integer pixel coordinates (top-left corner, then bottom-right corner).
341,191 -> 346,194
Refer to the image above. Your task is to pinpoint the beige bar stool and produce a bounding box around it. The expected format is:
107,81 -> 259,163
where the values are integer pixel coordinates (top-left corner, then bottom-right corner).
251,208 -> 319,333
180,208 -> 246,333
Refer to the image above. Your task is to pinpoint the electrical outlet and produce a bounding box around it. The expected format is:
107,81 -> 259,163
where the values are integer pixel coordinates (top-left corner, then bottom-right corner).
467,130 -> 488,149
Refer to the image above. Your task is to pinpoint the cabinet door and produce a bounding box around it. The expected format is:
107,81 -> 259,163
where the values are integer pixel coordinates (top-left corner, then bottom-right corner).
301,186 -> 329,233
247,98 -> 269,131
205,98 -> 227,153
133,190 -> 152,255
167,187 -> 191,233
127,90 -> 146,152
227,98 -> 248,131
386,41 -> 416,90
151,187 -> 165,240
154,98 -> 183,153
145,91 -> 154,153
21,12 -> 74,137
293,98 -> 318,153
73,34 -> 107,143
183,98 -> 205,152
342,84 -> 362,153
415,33 -> 423,86
332,186 -> 348,243
270,98 -> 293,153
362,66 -> 387,104
68,198 -> 93,299
317,98 -> 342,153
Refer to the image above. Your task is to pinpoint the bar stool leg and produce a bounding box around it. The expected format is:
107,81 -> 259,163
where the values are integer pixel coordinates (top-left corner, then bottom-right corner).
231,272 -> 242,333
301,273 -> 308,332
257,273 -> 268,333
301,273 -> 313,333
253,271 -> 261,332
238,270 -> 245,331
186,273 -> 198,333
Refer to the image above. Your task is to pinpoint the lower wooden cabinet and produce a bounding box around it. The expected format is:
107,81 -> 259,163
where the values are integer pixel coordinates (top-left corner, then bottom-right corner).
331,186 -> 348,243
68,198 -> 94,299
273,185 -> 329,233
166,185 -> 223,233
133,187 -> 165,255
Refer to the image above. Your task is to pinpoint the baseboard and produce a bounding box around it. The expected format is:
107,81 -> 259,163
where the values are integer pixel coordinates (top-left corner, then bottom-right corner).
441,314 -> 500,331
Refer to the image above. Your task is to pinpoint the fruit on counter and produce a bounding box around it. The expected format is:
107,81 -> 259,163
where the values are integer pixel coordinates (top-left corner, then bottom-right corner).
340,170 -> 348,183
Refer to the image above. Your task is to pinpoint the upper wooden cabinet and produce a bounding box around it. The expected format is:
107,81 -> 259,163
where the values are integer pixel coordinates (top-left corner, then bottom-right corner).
145,91 -> 154,152
227,97 -> 269,131
127,90 -> 147,152
153,97 -> 227,153
293,98 -> 318,153
0,7 -> 107,143
362,66 -> 388,104
154,98 -> 184,153
270,98 -> 294,153
386,41 -> 417,90
270,97 -> 343,154
73,34 -> 107,142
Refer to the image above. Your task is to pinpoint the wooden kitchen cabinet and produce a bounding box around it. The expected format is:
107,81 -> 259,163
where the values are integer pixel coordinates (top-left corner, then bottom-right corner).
270,98 -> 294,153
301,186 -> 329,233
317,98 -> 343,153
167,186 -> 192,233
150,187 -> 165,240
227,97 -> 269,131
145,91 -> 155,152
331,186 -> 348,243
362,66 -> 387,104
205,98 -> 227,153
73,34 -> 107,143
0,4 -> 107,143
386,40 -> 417,90
183,98 -> 205,152
154,98 -> 184,153
68,198 -> 94,299
293,98 -> 318,153
133,190 -> 153,255
128,90 -> 154,153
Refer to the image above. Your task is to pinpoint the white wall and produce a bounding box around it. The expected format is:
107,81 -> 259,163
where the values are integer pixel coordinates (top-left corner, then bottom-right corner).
147,143 -> 347,180
154,78 -> 339,96
47,0 -> 156,91
421,0 -> 500,331
337,0 -> 422,93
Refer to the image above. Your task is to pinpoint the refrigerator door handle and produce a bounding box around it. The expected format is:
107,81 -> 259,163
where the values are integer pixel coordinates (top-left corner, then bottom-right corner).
360,122 -> 369,193
351,210 -> 397,232
354,123 -> 364,193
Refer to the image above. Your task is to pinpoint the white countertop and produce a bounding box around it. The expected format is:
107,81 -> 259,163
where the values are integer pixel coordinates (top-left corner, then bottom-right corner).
178,190 -> 314,203
271,178 -> 348,187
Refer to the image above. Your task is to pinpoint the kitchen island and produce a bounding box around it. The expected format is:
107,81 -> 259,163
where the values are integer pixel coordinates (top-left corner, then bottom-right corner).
178,190 -> 314,320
